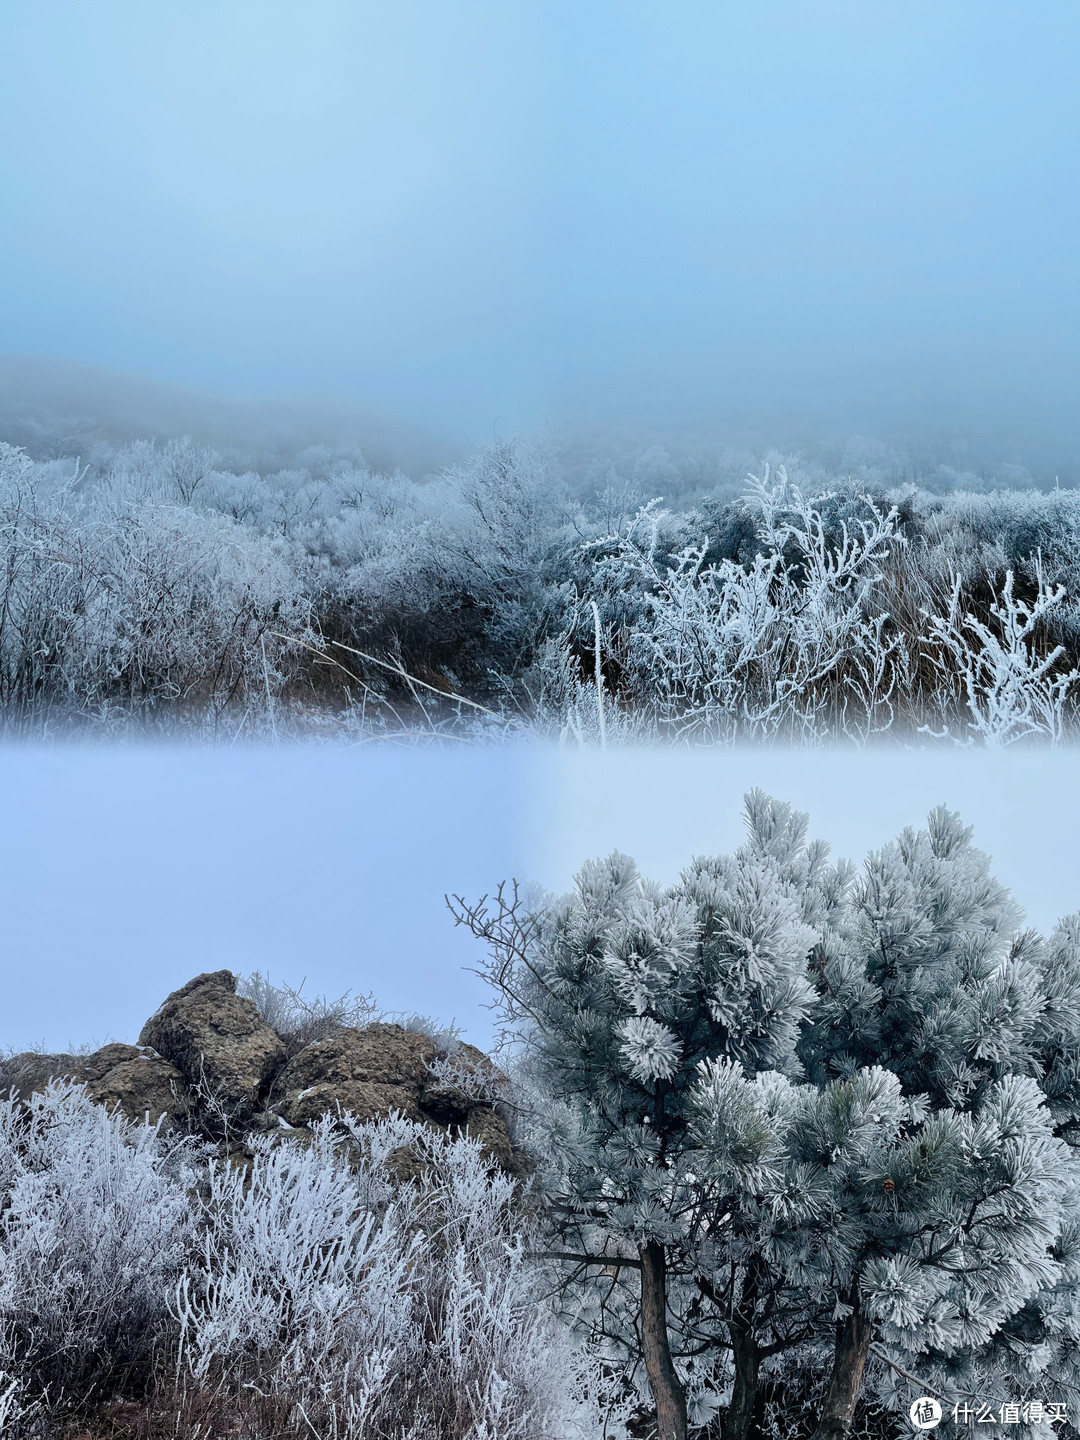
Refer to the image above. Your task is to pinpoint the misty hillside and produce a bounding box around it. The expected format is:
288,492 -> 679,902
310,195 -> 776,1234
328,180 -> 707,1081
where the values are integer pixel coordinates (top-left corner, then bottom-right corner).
0,356 -> 463,479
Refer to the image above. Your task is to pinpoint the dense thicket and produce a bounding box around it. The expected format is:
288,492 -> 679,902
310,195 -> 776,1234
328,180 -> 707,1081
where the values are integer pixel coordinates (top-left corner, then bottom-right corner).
3,435 -> 1080,740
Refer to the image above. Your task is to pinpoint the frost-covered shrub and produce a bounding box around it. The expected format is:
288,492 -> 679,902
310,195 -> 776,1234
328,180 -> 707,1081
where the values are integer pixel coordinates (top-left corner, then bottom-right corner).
82,500 -> 311,715
0,1082 -> 198,1411
308,441 -> 574,707
0,442 -> 312,729
237,973 -> 471,1066
177,1115 -> 600,1440
0,1083 -> 610,1439
610,475 -> 903,742
238,971 -> 377,1054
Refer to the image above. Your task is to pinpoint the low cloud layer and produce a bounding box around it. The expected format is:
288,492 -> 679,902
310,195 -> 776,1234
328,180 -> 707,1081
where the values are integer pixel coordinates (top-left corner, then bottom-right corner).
0,2 -> 1076,459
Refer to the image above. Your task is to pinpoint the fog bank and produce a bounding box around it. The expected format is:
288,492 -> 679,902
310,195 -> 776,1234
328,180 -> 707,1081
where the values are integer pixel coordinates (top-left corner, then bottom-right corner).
1,2 -> 1076,450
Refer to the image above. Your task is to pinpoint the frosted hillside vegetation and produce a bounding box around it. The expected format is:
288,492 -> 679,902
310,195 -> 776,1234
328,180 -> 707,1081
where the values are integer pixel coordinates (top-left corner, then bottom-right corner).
0,1085 -> 608,1440
4,433 -> 1080,742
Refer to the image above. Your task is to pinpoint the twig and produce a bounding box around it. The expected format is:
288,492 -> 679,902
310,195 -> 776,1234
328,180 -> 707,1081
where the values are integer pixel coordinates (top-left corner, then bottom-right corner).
329,638 -> 501,716
591,599 -> 607,748
260,633 -> 277,739
869,1343 -> 949,1405
267,632 -> 414,731
269,632 -> 499,716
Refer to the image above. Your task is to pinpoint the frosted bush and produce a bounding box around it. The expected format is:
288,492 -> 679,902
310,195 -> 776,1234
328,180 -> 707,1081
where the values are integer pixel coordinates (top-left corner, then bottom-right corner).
540,469 -> 911,743
0,1081 -> 610,1438
0,1081 -> 198,1410
177,1114 -> 606,1439
5,428 -> 1080,741
922,563 -> 1080,744
534,468 -> 1080,745
0,1373 -> 33,1431
239,971 -> 377,1053
80,500 -> 312,715
0,442 -> 312,729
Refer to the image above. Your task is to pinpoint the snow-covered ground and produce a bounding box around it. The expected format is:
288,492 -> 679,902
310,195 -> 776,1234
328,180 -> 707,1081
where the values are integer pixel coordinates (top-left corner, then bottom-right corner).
6,742 -> 1080,1055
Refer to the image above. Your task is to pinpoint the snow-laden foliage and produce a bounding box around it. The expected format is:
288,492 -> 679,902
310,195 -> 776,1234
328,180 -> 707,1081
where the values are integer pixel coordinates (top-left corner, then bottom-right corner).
457,793 -> 1080,1440
0,1083 -> 198,1410
0,1085 -> 611,1440
175,1114 -> 598,1440
4,433 -> 1080,739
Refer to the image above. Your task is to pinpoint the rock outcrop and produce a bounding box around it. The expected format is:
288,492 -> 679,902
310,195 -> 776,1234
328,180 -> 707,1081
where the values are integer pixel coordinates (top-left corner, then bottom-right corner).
262,1022 -> 518,1170
139,970 -> 286,1132
269,1022 -> 438,1127
0,1042 -> 190,1127
3,971 -> 523,1174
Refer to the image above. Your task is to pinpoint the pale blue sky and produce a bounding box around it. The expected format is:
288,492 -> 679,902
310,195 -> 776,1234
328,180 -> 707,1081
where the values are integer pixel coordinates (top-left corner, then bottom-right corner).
0,745 -> 533,1053
8,744 -> 1080,1054
1,1 -> 1077,444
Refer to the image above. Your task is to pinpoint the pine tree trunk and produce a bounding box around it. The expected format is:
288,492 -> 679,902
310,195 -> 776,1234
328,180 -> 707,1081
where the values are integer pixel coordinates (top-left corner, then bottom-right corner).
724,1326 -> 760,1440
639,1240 -> 688,1440
811,1291 -> 873,1440
723,1255 -> 765,1440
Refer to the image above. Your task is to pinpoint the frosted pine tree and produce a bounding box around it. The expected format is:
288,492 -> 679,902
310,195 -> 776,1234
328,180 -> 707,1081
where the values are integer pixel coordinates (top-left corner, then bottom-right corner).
914,912 -> 1080,1435
453,792 -> 850,1440
800,805 -> 1039,1103
795,807 -> 1080,1439
683,1058 -> 1078,1440
460,795 -> 1080,1440
797,1076 -> 1070,1440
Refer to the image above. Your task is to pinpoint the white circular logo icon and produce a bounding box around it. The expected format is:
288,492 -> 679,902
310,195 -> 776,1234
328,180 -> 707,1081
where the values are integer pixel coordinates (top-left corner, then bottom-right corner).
910,1398 -> 942,1430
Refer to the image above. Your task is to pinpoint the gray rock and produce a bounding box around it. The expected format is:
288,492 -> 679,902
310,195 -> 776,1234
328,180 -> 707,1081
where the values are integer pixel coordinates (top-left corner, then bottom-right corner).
270,1023 -> 436,1127
269,1021 -> 523,1172
85,1047 -> 191,1127
419,1082 -> 472,1126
